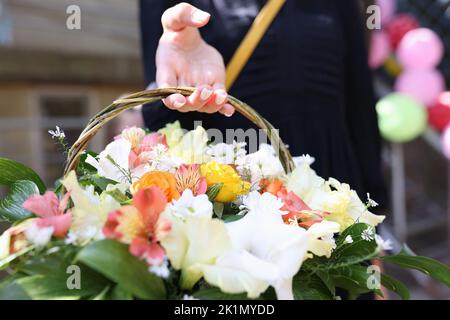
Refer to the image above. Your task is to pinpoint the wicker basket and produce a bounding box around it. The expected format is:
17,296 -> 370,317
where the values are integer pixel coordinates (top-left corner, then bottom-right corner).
64,87 -> 295,175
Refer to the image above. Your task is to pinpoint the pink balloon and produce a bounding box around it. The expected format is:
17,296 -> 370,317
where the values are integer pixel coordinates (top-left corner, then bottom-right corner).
376,0 -> 397,26
442,125 -> 450,159
397,28 -> 444,70
369,31 -> 391,69
395,69 -> 445,106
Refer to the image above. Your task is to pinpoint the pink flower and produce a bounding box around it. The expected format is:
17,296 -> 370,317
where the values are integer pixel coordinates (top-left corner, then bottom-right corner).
279,191 -> 327,229
139,132 -> 168,153
120,131 -> 168,169
175,164 -> 207,196
22,192 -> 72,237
103,187 -> 171,266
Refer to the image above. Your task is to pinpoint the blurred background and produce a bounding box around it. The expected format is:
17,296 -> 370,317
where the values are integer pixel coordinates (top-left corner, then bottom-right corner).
0,0 -> 449,299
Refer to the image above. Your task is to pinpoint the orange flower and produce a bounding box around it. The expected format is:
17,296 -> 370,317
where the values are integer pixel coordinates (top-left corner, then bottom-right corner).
131,171 -> 180,201
259,178 -> 326,229
259,178 -> 287,196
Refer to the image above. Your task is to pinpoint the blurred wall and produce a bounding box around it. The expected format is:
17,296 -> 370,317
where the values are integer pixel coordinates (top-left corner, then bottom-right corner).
0,0 -> 145,185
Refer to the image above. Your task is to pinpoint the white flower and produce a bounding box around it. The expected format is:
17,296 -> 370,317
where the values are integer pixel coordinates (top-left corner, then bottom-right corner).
86,139 -> 132,184
293,154 -> 315,167
236,144 -> 284,183
119,127 -> 146,150
48,126 -> 65,139
160,211 -> 231,290
286,158 -> 326,204
182,295 -> 198,300
305,220 -> 340,258
145,144 -> 180,173
194,192 -> 310,300
375,234 -> 393,251
62,171 -> 120,245
239,191 -> 286,218
149,258 -> 170,279
25,223 -> 54,247
344,235 -> 354,244
171,189 -> 213,219
207,141 -> 246,165
366,193 -> 379,208
361,226 -> 375,242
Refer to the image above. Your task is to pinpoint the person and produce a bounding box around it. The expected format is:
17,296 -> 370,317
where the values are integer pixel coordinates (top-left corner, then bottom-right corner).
139,0 -> 387,207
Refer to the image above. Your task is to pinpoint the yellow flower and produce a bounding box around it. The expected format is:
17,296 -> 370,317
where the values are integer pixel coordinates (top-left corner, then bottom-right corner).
200,162 -> 251,203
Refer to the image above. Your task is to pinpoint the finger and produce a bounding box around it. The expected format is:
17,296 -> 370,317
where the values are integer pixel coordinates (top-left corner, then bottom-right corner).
218,103 -> 235,117
200,88 -> 228,114
163,94 -> 187,110
181,85 -> 214,112
162,3 -> 210,32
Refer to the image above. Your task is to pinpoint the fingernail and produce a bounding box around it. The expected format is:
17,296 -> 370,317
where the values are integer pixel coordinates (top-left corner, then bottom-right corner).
215,93 -> 227,105
192,10 -> 210,23
174,101 -> 185,109
224,111 -> 234,117
200,88 -> 213,101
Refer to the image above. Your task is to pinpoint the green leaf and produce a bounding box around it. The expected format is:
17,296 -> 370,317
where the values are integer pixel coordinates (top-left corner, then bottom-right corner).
315,270 -> 336,296
77,239 -> 166,300
332,223 -> 378,266
0,180 -> 39,222
0,277 -> 31,300
222,214 -> 245,223
193,287 -> 250,300
293,272 -> 334,300
381,253 -> 450,287
107,285 -> 133,300
0,158 -> 46,193
79,174 -> 117,193
13,247 -> 111,300
303,223 -> 378,272
106,189 -> 130,204
213,202 -> 224,219
77,151 -> 98,175
380,273 -> 410,300
91,286 -> 110,300
329,265 -> 382,299
207,183 -> 223,202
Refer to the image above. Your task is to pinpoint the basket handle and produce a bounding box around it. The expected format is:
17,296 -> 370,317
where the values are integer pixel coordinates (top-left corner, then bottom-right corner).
64,87 -> 295,176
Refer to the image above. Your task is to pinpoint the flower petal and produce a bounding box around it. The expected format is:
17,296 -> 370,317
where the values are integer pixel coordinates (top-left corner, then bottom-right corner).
22,191 -> 60,218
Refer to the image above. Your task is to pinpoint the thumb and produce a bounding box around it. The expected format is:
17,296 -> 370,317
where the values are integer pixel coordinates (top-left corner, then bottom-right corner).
162,3 -> 210,32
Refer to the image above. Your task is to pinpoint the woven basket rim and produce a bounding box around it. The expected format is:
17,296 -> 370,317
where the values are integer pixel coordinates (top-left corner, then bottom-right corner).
64,87 -> 295,176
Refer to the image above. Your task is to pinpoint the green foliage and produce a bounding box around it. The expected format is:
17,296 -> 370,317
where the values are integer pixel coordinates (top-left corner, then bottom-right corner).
0,157 -> 46,193
380,273 -> 410,300
0,180 -> 39,222
381,251 -> 450,287
77,240 -> 166,300
193,287 -> 250,300
0,276 -> 31,300
206,183 -> 223,202
304,223 -> 378,271
76,151 -> 98,175
328,265 -> 381,299
293,272 -> 335,300
78,174 -> 117,194
4,246 -> 110,300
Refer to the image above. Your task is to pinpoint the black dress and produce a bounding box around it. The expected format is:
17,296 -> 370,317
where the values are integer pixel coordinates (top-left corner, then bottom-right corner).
139,0 -> 387,207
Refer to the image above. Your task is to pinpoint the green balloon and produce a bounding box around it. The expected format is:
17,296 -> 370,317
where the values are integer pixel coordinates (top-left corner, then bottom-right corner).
376,93 -> 427,143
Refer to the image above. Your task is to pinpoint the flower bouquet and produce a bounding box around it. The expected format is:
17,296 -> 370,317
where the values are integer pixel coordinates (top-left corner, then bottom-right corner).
0,88 -> 449,300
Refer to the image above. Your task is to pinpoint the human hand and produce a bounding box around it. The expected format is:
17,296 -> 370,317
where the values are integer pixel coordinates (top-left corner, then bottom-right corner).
155,3 -> 234,117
